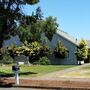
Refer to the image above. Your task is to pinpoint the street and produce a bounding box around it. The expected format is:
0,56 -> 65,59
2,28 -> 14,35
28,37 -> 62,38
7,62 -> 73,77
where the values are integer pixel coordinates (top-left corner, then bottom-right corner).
0,88 -> 53,90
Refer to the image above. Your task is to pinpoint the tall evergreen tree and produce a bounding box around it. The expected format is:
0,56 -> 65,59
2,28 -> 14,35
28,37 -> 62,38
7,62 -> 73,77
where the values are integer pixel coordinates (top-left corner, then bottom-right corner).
18,7 -> 59,43
35,6 -> 43,20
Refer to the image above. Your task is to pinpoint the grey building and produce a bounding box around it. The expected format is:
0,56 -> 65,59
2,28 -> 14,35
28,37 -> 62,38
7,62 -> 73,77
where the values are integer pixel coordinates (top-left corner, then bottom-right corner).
49,30 -> 78,65
86,40 -> 90,63
3,30 -> 78,65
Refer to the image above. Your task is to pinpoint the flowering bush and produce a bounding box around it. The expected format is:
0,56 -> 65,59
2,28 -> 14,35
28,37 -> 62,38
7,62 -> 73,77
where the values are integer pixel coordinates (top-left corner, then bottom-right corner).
54,42 -> 69,59
8,41 -> 51,63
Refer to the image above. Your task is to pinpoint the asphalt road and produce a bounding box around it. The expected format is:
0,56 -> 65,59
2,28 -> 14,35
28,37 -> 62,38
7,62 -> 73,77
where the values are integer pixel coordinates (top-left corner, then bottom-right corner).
0,88 -> 53,90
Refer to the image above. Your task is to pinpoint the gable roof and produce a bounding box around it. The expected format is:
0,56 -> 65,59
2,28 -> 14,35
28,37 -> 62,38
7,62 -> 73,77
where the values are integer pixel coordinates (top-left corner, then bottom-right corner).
56,30 -> 78,45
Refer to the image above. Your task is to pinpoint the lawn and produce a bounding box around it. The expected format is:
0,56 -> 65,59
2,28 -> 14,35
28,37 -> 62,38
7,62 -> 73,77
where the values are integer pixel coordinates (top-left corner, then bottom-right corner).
0,65 -> 75,77
59,64 -> 90,78
82,65 -> 90,70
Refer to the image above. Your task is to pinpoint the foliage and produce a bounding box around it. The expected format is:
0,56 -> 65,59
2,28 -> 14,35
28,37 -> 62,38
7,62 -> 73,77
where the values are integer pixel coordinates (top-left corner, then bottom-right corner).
18,6 -> 44,43
18,15 -> 58,43
54,42 -> 69,59
0,0 -> 39,48
26,41 -> 51,63
35,6 -> 43,20
0,47 -> 13,64
1,54 -> 14,64
26,0 -> 39,5
75,39 -> 88,61
0,47 -> 9,60
8,41 -> 51,63
43,16 -> 58,41
38,57 -> 51,65
7,44 -> 19,58
18,20 -> 43,43
40,45 -> 51,57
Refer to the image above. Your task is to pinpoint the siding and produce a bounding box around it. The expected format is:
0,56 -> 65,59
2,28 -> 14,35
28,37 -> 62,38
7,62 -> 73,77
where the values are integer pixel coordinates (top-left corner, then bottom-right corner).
49,31 -> 78,65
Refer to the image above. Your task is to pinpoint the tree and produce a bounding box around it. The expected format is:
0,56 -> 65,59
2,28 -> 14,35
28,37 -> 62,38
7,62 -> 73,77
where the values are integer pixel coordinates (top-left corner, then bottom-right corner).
35,6 -> 43,20
54,42 -> 69,59
18,20 -> 43,43
0,0 -> 39,48
18,16 -> 58,43
75,39 -> 88,62
43,16 -> 58,41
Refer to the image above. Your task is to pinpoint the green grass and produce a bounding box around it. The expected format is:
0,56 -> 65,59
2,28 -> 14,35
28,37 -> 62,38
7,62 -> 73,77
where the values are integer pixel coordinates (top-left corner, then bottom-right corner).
81,65 -> 90,77
59,65 -> 90,78
0,65 -> 75,77
82,65 -> 90,69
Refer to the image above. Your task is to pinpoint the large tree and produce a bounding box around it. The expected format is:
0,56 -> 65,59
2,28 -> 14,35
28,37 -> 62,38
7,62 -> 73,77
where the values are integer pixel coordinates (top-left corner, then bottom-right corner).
18,20 -> 43,43
18,16 -> 58,43
43,16 -> 58,41
0,0 -> 39,48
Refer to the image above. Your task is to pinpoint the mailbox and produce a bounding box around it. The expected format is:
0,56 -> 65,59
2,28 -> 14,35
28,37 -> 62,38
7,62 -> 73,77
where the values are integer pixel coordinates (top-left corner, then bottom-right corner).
12,65 -> 20,85
12,65 -> 20,72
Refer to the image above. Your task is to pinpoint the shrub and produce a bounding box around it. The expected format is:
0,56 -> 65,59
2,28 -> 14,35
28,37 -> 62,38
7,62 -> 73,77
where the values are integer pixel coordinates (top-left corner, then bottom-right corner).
8,41 -> 51,64
75,39 -> 88,61
39,45 -> 51,57
2,55 -> 14,64
54,42 -> 69,59
38,57 -> 51,65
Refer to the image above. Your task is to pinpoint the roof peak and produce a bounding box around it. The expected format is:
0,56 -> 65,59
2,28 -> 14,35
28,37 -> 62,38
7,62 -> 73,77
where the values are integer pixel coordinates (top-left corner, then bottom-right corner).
56,30 -> 78,45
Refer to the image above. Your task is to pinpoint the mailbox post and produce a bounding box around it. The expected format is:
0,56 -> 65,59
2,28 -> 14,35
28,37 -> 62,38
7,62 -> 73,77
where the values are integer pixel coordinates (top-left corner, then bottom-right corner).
12,65 -> 20,85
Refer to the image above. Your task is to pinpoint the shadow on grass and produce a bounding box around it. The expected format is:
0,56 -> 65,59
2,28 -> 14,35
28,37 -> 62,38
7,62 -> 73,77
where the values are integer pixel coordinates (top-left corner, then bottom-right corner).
0,71 -> 37,77
0,72 -> 14,77
19,71 -> 37,76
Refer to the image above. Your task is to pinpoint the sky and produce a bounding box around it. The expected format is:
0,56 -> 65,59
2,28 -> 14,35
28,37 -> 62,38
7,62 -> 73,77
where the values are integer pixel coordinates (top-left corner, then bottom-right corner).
23,0 -> 90,40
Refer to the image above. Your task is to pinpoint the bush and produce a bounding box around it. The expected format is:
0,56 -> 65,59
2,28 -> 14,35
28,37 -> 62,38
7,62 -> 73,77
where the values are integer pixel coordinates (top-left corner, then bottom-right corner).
2,55 -> 14,64
75,39 -> 88,61
39,45 -> 51,57
38,57 -> 51,65
8,41 -> 51,64
54,42 -> 69,59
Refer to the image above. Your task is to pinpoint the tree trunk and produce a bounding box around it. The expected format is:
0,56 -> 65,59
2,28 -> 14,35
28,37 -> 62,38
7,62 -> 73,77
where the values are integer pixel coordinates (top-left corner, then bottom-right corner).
0,36 -> 3,60
0,36 -> 3,48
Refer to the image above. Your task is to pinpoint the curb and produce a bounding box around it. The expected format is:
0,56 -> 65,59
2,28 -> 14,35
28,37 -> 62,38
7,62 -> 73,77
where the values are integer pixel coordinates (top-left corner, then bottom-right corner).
1,78 -> 90,90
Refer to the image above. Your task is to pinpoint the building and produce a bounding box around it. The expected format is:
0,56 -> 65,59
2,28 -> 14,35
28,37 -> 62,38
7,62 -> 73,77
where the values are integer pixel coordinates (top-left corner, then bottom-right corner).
3,30 -> 78,65
86,40 -> 90,63
49,30 -> 78,65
